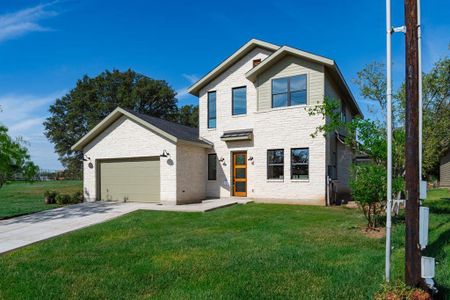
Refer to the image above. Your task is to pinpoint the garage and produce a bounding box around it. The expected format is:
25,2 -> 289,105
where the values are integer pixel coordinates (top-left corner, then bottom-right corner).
99,157 -> 160,203
72,107 -> 211,204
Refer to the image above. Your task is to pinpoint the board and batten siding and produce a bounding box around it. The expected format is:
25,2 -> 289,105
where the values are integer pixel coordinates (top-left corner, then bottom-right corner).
440,152 -> 450,187
256,56 -> 325,111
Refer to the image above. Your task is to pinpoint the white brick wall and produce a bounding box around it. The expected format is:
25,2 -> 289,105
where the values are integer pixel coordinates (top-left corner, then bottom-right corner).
198,47 -> 327,205
83,116 -> 177,204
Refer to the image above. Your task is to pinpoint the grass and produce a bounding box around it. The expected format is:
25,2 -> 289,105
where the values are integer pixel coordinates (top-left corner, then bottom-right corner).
0,188 -> 448,299
0,180 -> 82,219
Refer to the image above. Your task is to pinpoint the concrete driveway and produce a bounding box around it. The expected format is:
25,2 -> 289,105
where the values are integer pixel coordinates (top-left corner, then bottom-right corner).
0,199 -> 251,254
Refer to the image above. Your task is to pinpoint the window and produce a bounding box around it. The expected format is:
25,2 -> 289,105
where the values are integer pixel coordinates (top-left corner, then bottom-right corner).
207,91 -> 216,128
291,148 -> 309,180
341,102 -> 347,122
208,154 -> 217,180
232,86 -> 247,115
267,149 -> 284,179
272,75 -> 307,108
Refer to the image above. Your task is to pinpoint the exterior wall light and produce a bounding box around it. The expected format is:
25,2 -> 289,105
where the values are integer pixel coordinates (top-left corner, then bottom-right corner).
219,157 -> 225,162
248,156 -> 254,161
82,155 -> 91,162
160,150 -> 170,158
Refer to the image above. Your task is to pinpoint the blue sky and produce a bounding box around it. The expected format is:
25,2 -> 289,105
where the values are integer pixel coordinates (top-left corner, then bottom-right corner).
0,0 -> 448,170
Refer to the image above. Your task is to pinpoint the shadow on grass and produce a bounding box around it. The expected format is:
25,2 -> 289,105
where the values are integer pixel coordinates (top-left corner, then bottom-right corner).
428,197 -> 450,215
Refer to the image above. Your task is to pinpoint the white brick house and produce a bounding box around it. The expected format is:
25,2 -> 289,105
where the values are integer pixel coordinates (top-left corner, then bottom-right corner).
73,39 -> 362,206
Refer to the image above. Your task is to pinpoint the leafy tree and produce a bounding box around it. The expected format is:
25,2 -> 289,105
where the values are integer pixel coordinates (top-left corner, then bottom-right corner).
175,104 -> 199,128
0,125 -> 39,187
44,69 -> 179,178
354,58 -> 450,179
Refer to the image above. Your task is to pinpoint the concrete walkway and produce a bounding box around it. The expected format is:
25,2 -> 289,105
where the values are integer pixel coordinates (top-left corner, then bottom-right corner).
0,199 -> 252,254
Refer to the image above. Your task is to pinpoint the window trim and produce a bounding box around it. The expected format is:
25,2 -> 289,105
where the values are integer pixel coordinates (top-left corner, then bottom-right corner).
290,148 -> 309,180
207,91 -> 217,129
271,74 -> 307,108
208,153 -> 217,180
231,86 -> 247,116
267,149 -> 284,180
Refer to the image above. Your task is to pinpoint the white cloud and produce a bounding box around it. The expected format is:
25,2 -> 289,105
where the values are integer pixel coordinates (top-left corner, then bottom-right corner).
0,91 -> 66,170
0,2 -> 60,43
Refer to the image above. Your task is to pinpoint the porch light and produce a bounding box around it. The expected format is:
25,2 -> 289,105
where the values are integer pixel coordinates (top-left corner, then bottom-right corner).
160,150 -> 170,158
219,157 -> 225,162
82,155 -> 91,162
248,156 -> 254,161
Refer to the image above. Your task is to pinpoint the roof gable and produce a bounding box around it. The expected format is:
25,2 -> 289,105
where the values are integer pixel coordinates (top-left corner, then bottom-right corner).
71,107 -> 211,151
187,39 -> 279,96
245,46 -> 363,117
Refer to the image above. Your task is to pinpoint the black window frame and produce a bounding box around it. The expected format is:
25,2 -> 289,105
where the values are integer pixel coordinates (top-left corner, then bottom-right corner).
271,74 -> 307,108
291,148 -> 309,180
207,91 -> 217,128
341,102 -> 347,123
232,86 -> 247,116
208,153 -> 217,180
267,149 -> 284,180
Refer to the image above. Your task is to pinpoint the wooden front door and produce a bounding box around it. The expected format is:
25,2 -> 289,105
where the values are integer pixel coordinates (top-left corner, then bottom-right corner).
233,152 -> 247,197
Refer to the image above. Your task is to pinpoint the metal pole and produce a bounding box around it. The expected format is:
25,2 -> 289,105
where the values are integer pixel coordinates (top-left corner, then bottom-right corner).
404,0 -> 422,287
385,0 -> 393,283
417,0 -> 423,183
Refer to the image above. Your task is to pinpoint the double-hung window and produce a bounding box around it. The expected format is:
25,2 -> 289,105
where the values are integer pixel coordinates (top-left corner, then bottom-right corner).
207,91 -> 216,128
232,86 -> 247,115
272,74 -> 307,108
208,154 -> 217,180
267,149 -> 284,179
291,148 -> 309,180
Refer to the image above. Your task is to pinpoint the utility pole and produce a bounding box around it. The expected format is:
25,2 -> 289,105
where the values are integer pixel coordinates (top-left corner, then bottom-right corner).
404,0 -> 421,287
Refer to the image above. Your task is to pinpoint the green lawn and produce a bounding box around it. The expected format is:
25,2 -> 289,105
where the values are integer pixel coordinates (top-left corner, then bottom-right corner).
0,189 -> 448,299
0,180 -> 82,219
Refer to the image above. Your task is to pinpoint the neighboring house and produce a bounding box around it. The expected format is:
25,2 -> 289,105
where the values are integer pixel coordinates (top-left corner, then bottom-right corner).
440,150 -> 450,187
72,39 -> 362,205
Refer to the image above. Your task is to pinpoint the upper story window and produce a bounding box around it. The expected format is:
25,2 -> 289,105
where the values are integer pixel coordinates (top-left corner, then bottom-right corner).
267,149 -> 284,180
341,102 -> 347,123
207,91 -> 216,128
232,86 -> 247,115
271,74 -> 307,108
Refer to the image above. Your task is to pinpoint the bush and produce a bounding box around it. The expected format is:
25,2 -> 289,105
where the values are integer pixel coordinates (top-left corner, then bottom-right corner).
375,281 -> 431,300
44,190 -> 59,204
350,163 -> 387,229
71,191 -> 84,204
55,194 -> 72,205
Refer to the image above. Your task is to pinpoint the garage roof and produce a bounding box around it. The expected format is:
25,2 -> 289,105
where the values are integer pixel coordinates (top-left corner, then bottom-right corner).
71,107 -> 212,151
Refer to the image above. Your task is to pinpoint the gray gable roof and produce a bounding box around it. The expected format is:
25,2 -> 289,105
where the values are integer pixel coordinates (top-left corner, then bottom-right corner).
123,109 -> 209,145
72,107 -> 211,151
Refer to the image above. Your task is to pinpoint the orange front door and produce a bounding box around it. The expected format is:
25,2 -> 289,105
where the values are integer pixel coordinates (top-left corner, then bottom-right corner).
233,152 -> 247,197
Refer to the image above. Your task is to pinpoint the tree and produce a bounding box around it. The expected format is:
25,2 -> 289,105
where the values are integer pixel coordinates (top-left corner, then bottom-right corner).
354,58 -> 450,179
175,105 -> 199,128
0,125 -> 39,187
44,69 -> 179,178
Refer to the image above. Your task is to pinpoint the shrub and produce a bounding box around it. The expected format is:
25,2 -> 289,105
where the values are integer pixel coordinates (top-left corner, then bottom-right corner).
71,191 -> 84,204
44,190 -> 59,204
55,194 -> 72,205
375,281 -> 431,300
350,163 -> 387,229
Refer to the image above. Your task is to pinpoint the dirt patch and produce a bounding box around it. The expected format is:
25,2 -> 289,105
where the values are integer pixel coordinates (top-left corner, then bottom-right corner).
361,227 -> 386,239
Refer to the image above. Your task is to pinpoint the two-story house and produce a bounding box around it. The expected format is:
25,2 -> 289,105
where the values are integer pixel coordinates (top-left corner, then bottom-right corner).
73,39 -> 362,206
